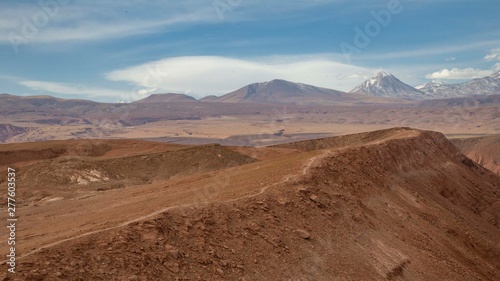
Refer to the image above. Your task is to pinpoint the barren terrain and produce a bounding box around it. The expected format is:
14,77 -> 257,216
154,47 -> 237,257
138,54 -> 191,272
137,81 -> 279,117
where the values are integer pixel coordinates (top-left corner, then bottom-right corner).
1,93 -> 499,145
0,128 -> 499,280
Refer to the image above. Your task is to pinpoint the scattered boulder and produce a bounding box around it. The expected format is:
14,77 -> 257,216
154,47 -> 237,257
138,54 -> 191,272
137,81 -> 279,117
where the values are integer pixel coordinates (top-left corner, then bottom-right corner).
294,229 -> 311,240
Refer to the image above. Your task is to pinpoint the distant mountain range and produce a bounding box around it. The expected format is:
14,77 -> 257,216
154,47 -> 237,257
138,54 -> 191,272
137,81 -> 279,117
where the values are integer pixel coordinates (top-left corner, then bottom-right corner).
128,70 -> 500,103
350,71 -> 500,100
202,79 -> 397,105
2,71 -> 500,109
415,71 -> 500,98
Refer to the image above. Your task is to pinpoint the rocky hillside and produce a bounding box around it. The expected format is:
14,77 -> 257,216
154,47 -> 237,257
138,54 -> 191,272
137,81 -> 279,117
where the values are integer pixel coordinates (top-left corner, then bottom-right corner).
451,135 -> 500,174
12,128 -> 500,280
0,124 -> 29,143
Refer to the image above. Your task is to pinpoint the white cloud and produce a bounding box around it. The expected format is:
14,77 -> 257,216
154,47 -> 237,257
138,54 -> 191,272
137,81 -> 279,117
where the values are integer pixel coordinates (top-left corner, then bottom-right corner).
425,68 -> 494,80
425,49 -> 500,80
104,55 -> 373,97
137,88 -> 158,96
0,1 -> 216,44
19,80 -> 127,99
0,0 -> 344,45
28,17 -> 208,43
484,48 -> 500,61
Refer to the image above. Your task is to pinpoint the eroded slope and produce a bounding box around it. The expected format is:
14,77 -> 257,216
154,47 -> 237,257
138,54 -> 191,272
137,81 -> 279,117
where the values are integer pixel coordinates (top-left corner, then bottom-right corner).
451,135 -> 500,174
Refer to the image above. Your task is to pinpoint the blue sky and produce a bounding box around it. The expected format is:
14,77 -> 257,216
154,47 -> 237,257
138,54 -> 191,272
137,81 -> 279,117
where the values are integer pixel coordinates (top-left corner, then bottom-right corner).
1,0 -> 499,102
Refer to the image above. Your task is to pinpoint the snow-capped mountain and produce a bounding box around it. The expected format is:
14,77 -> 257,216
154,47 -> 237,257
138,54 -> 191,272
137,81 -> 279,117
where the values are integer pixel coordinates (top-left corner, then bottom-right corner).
351,71 -> 500,100
415,81 -> 459,97
452,71 -> 500,95
349,71 -> 427,100
415,80 -> 446,90
418,71 -> 500,98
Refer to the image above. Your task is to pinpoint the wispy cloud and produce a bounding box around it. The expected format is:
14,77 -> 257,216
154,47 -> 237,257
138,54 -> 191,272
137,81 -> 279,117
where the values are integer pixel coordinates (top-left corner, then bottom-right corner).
425,48 -> 500,80
104,55 -> 373,97
484,48 -> 500,61
0,1 -> 216,45
0,0 -> 345,45
19,80 -> 126,99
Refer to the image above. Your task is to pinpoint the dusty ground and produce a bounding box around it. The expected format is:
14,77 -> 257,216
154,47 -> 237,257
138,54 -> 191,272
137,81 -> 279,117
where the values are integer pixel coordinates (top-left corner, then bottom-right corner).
0,128 -> 499,280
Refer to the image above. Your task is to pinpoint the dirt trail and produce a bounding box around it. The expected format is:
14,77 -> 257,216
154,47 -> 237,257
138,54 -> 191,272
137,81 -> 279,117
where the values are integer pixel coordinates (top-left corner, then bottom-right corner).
16,149 -> 332,261
223,149 -> 332,203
